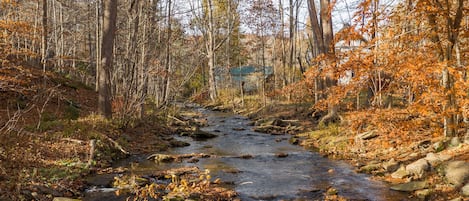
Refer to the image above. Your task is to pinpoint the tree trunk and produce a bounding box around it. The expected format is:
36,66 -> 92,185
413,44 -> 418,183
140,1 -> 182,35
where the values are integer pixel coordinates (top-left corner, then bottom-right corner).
163,0 -> 172,104
99,0 -> 117,119
206,0 -> 217,101
41,0 -> 47,72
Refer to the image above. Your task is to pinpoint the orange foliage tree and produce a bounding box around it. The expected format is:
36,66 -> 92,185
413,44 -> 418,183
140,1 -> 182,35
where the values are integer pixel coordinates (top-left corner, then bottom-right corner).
305,0 -> 468,139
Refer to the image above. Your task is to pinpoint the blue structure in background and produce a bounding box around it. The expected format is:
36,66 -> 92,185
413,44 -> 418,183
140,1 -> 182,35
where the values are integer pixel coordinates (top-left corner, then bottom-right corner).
228,65 -> 273,91
230,65 -> 273,81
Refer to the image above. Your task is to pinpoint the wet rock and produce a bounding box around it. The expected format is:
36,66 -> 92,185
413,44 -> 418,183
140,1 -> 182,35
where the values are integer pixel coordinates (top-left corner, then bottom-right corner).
276,153 -> 289,158
433,141 -> 446,152
406,158 -> 429,179
382,158 -> 399,173
445,161 -> 469,187
146,154 -> 175,163
356,130 -> 378,140
391,166 -> 410,179
414,189 -> 432,199
53,198 -> 81,201
462,183 -> 469,197
169,140 -> 190,147
232,128 -> 245,131
390,181 -> 427,192
187,158 -> 199,163
289,137 -> 300,145
190,129 -> 217,140
237,154 -> 253,159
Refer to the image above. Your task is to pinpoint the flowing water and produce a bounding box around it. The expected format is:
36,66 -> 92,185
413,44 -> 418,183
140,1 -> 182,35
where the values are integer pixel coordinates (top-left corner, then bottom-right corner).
84,107 -> 413,201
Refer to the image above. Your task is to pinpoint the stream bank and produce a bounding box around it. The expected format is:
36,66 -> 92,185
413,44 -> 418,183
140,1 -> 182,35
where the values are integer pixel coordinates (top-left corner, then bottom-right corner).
233,103 -> 469,200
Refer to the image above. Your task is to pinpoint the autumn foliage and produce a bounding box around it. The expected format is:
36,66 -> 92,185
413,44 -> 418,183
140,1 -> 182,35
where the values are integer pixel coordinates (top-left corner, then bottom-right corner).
303,0 -> 468,141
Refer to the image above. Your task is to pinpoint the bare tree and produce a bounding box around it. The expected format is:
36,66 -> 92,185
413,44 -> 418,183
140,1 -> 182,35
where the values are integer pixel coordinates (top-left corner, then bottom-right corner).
99,0 -> 117,118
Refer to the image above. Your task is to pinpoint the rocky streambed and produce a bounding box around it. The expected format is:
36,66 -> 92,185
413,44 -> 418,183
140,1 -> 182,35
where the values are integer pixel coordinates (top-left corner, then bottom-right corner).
82,105 -> 413,200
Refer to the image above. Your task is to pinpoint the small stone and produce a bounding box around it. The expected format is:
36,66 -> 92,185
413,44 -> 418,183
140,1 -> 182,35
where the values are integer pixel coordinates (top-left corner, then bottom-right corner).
326,187 -> 338,195
390,181 -> 427,192
414,189 -> 432,199
462,183 -> 469,197
276,153 -> 289,158
425,152 -> 451,167
417,140 -> 432,149
433,141 -> 445,152
450,137 -> 461,147
328,169 -> 335,174
391,166 -> 410,179
383,158 -> 399,173
358,163 -> 381,174
357,130 -> 378,140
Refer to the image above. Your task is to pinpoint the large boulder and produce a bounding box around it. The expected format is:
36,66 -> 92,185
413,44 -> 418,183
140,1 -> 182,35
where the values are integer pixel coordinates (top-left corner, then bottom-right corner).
445,161 -> 469,187
406,158 -> 430,179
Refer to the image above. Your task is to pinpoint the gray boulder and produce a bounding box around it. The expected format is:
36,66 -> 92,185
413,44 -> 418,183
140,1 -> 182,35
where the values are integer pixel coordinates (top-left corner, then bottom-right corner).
406,158 -> 430,179
445,161 -> 469,187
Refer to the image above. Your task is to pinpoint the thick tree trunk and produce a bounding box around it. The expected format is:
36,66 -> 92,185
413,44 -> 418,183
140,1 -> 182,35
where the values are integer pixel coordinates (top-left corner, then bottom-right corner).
99,0 -> 117,119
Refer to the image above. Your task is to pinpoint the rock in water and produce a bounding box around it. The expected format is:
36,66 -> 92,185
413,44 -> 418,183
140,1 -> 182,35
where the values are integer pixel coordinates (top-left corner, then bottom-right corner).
146,154 -> 175,163
445,161 -> 469,187
390,181 -> 427,192
190,129 -> 217,139
406,158 -> 429,179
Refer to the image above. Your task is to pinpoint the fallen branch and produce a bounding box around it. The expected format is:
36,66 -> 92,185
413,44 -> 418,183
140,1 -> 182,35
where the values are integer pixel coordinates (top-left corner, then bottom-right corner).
100,134 -> 129,155
168,115 -> 188,125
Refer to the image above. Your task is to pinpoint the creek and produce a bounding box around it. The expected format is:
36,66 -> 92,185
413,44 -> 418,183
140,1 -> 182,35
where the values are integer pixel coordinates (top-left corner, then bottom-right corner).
84,106 -> 412,201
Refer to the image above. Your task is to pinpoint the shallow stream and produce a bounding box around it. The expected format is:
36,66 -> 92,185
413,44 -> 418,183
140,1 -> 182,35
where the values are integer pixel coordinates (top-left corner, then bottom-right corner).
84,106 -> 412,201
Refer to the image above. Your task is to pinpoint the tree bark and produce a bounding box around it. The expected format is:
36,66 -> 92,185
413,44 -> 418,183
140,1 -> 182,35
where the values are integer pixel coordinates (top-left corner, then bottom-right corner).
41,0 -> 47,72
99,0 -> 117,119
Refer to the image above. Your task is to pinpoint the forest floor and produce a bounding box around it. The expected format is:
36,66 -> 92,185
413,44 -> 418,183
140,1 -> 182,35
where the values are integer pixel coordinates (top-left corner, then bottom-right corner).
222,100 -> 469,200
0,63 -> 235,200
